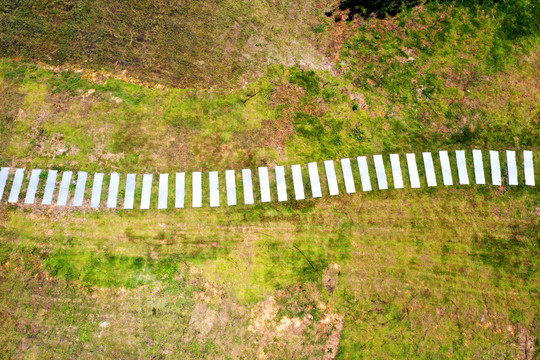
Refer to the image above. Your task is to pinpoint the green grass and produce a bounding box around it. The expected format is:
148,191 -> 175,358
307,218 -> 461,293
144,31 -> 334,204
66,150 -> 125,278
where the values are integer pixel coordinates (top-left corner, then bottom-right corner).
0,189 -> 538,358
0,0 -> 539,358
340,1 -> 539,152
0,48 -> 537,172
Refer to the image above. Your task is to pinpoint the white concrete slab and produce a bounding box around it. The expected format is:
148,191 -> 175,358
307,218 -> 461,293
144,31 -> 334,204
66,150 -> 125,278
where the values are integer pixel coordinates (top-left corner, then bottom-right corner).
389,154 -> 404,189
291,165 -> 305,200
72,171 -> 88,207
324,160 -> 339,196
259,167 -> 271,203
489,151 -> 502,186
356,156 -> 372,192
506,150 -> 518,186
8,168 -> 25,203
107,173 -> 120,208
422,152 -> 437,187
439,151 -> 453,186
472,149 -> 485,185
141,174 -> 153,210
124,174 -> 136,209
90,173 -> 104,208
175,172 -> 185,208
56,171 -> 72,206
406,154 -> 421,189
192,172 -> 202,208
275,166 -> 287,202
242,169 -> 254,205
455,150 -> 469,185
225,170 -> 237,206
340,158 -> 356,194
158,173 -> 169,209
24,169 -> 42,204
373,155 -> 388,190
209,171 -> 220,207
42,170 -> 58,205
0,167 -> 9,201
524,150 -> 535,186
308,162 -> 322,198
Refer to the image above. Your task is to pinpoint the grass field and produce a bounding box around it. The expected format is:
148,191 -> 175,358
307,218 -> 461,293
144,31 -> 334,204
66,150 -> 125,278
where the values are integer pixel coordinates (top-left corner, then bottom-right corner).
0,0 -> 539,358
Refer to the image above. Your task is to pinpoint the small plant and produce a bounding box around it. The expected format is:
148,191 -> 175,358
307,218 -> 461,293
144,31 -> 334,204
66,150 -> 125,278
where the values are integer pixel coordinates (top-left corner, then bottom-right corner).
124,227 -> 137,242
155,230 -> 166,240
51,71 -> 89,95
288,66 -> 321,96
350,126 -> 365,141
311,24 -> 325,34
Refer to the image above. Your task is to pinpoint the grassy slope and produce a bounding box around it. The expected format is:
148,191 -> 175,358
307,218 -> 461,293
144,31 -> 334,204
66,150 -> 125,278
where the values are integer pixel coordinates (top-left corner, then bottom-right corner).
1,3 -> 538,172
0,1 -> 539,359
0,0 -> 333,88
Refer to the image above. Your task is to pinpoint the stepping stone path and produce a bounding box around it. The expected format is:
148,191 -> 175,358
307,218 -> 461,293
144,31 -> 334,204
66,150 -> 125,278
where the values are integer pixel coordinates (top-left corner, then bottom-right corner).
0,150 -> 535,209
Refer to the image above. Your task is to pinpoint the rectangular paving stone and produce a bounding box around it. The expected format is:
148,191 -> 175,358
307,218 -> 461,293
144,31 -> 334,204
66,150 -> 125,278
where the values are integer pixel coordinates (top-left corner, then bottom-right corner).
226,170 -> 236,206
489,151 -> 502,186
90,173 -> 104,208
242,169 -> 254,205
24,169 -> 42,204
0,167 -> 9,201
192,172 -> 202,208
291,165 -> 305,200
141,174 -> 153,210
324,160 -> 339,196
406,154 -> 421,189
42,170 -> 58,205
308,162 -> 322,198
8,168 -> 25,203
175,172 -> 186,208
439,151 -> 453,186
158,174 -> 169,209
57,171 -> 72,206
356,156 -> 372,192
259,167 -> 271,203
72,171 -> 88,207
275,166 -> 287,202
124,174 -> 136,209
373,155 -> 388,190
506,150 -> 518,185
389,154 -> 404,189
472,149 -> 485,185
107,173 -> 120,208
422,152 -> 437,187
209,171 -> 219,207
340,158 -> 356,194
456,150 -> 469,185
524,150 -> 535,186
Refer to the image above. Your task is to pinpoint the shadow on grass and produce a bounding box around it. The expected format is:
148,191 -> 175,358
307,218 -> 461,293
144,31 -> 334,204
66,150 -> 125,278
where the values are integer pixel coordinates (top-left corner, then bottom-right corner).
472,222 -> 539,280
335,0 -> 539,42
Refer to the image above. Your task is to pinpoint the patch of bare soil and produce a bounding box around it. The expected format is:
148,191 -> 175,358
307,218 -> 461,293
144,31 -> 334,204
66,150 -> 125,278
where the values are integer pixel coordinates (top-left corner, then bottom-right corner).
323,263 -> 340,294
243,263 -> 345,359
40,63 -> 168,90
34,133 -> 80,159
518,326 -> 536,360
87,126 -> 125,167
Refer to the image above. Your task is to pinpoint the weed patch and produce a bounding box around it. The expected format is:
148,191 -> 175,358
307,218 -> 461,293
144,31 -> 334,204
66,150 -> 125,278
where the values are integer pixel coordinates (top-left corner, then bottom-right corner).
45,248 -> 181,288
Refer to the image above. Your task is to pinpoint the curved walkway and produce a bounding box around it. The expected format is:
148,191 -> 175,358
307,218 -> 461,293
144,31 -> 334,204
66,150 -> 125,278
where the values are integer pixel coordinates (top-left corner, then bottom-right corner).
0,150 -> 535,210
